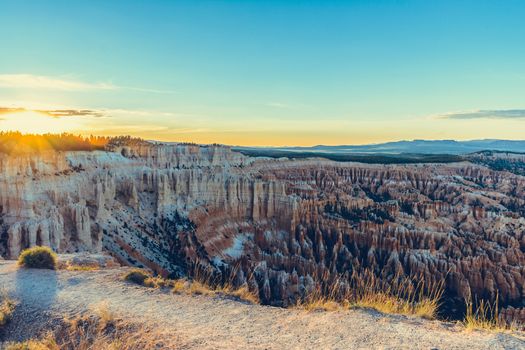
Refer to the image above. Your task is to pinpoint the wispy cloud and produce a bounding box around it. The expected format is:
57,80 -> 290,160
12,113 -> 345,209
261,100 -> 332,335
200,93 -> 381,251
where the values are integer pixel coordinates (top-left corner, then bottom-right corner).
36,109 -> 105,118
440,109 -> 525,120
0,105 -> 188,120
0,74 -> 176,94
0,106 -> 105,118
0,107 -> 26,115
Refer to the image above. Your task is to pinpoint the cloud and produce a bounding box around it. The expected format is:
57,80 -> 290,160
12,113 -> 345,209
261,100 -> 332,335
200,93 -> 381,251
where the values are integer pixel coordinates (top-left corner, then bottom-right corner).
0,107 -> 26,115
36,109 -> 105,118
0,106 -> 106,118
0,74 -> 176,94
440,109 -> 525,120
0,105 -> 187,121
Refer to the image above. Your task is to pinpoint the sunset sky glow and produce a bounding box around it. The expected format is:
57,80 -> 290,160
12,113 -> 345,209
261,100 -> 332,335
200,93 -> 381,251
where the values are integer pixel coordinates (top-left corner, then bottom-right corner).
1,0 -> 524,146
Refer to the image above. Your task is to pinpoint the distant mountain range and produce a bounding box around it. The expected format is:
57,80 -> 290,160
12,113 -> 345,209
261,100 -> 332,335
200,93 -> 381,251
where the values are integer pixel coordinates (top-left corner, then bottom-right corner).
236,139 -> 525,155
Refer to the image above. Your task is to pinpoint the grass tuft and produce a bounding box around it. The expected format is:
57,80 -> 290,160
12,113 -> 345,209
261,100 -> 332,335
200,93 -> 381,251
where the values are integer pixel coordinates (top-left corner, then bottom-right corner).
65,265 -> 100,272
297,298 -> 342,312
122,269 -> 153,287
18,246 -> 57,270
296,269 -> 444,320
0,290 -> 16,328
222,285 -> 260,305
463,295 -> 518,332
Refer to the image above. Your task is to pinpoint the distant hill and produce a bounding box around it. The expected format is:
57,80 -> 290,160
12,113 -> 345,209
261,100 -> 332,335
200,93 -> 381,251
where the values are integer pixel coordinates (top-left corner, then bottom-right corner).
235,139 -> 525,155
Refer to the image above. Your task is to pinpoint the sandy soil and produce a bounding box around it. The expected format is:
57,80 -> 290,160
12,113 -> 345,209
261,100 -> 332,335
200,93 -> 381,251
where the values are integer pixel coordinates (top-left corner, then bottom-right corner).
1,260 -> 524,350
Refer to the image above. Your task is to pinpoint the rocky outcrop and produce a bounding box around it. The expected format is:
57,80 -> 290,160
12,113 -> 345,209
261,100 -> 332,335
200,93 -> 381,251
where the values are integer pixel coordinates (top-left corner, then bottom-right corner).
1,144 -> 524,321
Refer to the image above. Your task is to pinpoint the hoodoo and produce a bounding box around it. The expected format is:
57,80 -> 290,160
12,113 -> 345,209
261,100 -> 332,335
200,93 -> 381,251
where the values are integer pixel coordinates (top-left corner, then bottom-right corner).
1,143 -> 524,324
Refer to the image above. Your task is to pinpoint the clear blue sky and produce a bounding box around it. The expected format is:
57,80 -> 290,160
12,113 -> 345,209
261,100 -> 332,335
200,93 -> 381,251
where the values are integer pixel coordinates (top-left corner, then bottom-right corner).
0,0 -> 524,145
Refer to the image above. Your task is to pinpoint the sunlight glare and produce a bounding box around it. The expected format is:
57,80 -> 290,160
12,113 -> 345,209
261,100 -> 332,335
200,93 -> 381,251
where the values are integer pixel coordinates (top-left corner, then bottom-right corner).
0,111 -> 81,134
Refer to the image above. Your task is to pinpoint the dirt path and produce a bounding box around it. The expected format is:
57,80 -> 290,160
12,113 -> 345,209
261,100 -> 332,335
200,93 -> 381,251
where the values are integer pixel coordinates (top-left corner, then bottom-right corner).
1,261 -> 524,350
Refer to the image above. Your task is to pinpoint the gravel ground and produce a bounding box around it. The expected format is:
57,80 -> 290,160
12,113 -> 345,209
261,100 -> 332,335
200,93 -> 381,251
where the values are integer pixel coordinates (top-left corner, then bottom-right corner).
1,260 -> 524,350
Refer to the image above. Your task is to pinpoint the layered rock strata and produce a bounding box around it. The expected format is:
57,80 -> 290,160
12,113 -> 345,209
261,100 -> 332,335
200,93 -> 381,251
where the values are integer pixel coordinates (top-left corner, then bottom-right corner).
1,144 -> 524,321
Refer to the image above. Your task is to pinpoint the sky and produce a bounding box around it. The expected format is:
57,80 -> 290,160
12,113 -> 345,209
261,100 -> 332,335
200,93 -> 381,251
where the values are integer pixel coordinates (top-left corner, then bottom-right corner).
0,0 -> 524,146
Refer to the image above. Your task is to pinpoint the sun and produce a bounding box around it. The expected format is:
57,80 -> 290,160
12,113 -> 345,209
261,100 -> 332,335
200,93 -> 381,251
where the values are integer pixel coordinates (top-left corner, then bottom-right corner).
0,110 -> 80,134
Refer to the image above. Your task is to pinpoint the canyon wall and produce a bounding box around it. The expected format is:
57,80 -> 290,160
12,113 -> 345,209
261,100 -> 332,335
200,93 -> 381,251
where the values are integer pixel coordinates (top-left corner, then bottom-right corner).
1,144 -> 524,321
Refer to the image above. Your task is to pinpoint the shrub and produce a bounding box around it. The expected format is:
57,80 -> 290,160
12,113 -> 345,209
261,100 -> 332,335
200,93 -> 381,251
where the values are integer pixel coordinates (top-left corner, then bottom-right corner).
18,246 -> 57,270
0,291 -> 16,328
122,269 -> 152,287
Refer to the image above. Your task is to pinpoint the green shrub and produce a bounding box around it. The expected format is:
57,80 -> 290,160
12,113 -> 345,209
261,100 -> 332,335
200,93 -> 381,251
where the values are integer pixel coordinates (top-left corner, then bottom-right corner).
123,269 -> 152,286
18,246 -> 57,270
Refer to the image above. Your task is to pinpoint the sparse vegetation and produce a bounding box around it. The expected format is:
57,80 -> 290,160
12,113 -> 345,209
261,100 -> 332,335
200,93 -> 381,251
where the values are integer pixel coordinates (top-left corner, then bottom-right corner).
172,279 -> 214,296
0,290 -> 16,328
63,264 -> 100,272
122,269 -> 155,287
18,246 -> 57,270
174,264 -> 260,303
3,305 -> 178,350
171,278 -> 260,304
222,285 -> 260,305
121,265 -> 260,304
463,296 -> 517,332
296,269 -> 444,320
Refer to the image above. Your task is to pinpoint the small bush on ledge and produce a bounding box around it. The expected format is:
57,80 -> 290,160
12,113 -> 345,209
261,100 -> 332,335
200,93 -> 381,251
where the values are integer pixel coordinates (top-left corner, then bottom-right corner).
123,269 -> 155,287
18,246 -> 57,270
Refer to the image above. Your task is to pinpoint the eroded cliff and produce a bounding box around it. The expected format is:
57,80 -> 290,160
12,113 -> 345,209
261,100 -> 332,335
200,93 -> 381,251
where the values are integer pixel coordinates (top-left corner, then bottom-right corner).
1,144 -> 524,322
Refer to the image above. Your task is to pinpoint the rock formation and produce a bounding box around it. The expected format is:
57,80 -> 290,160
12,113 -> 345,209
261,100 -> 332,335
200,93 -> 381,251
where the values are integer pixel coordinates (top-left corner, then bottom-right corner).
1,144 -> 524,322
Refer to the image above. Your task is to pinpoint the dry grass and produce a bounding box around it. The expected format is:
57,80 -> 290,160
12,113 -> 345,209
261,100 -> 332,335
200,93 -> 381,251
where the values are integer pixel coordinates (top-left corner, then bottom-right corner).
145,276 -> 176,289
170,278 -> 213,295
297,298 -> 342,312
122,269 -> 176,289
296,269 -> 444,320
463,296 -> 519,332
188,280 -> 215,296
171,279 -> 189,293
0,290 -> 16,328
122,269 -> 154,287
91,302 -> 115,328
4,337 -> 59,350
171,278 -> 259,302
221,285 -> 260,304
121,265 -> 259,304
3,304 -> 179,350
183,264 -> 260,303
64,265 -> 100,272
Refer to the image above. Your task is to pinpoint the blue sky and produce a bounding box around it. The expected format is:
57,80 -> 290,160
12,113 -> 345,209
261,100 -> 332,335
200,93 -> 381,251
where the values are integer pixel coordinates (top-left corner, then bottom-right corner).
0,0 -> 524,145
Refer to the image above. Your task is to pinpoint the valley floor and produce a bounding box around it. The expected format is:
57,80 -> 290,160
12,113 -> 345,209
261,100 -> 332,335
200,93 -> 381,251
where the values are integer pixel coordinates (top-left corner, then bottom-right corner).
1,260 -> 524,350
